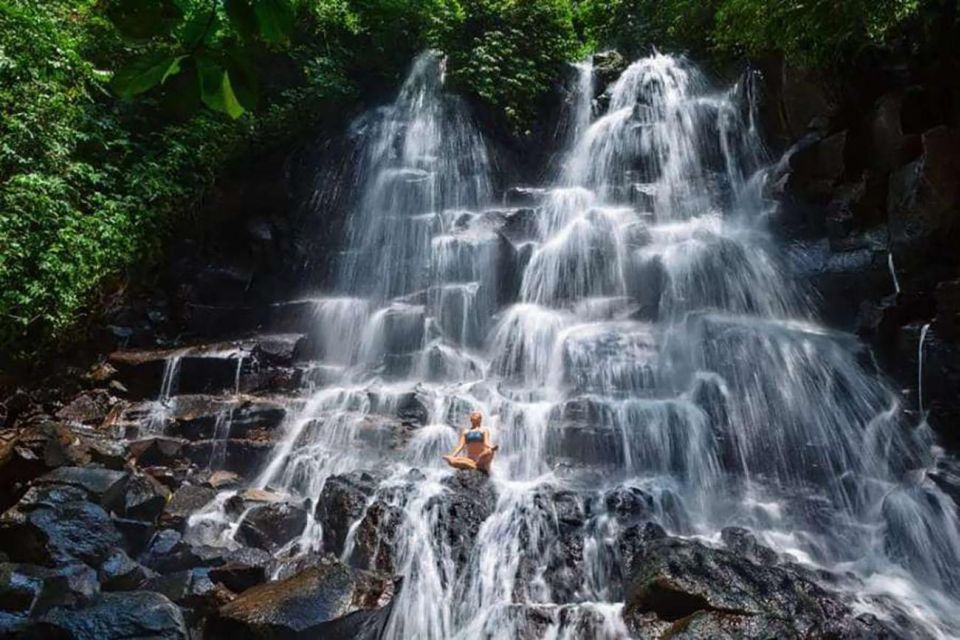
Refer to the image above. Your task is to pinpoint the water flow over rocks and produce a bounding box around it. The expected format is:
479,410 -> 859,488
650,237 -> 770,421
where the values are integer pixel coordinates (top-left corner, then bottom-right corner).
6,50 -> 960,639
177,50 -> 960,637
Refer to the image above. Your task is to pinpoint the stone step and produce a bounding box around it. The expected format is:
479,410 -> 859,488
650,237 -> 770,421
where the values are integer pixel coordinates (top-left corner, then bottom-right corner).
108,334 -> 306,399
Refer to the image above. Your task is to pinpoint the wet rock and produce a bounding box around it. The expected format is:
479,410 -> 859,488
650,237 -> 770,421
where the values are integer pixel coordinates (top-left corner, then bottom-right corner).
139,529 -> 224,574
206,558 -> 396,640
55,390 -> 114,426
111,516 -> 156,556
393,390 -> 430,427
251,333 -> 306,366
787,130 -> 847,201
720,526 -> 778,565
235,501 -> 308,552
177,355 -> 245,396
623,536 -> 893,638
120,473 -> 170,522
161,484 -> 217,531
170,395 -> 287,441
238,364 -> 303,394
0,428 -> 51,510
98,548 -> 155,591
141,569 -> 193,603
208,547 -> 272,593
603,485 -> 655,525
0,484 -> 123,568
504,186 -> 547,206
0,562 -> 99,618
347,498 -> 404,573
207,469 -> 242,490
316,471 -> 378,556
429,471 -> 497,567
593,50 -> 628,94
888,126 -> 960,246
501,207 -> 539,243
128,436 -> 187,467
24,591 -> 187,640
33,466 -> 129,512
183,439 -> 273,477
224,487 -> 287,515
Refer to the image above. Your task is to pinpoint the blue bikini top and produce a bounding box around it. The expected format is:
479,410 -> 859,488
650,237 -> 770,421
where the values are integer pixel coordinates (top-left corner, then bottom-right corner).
465,430 -> 484,443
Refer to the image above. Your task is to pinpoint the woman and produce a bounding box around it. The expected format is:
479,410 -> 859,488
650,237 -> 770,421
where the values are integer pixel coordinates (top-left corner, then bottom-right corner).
443,411 -> 498,473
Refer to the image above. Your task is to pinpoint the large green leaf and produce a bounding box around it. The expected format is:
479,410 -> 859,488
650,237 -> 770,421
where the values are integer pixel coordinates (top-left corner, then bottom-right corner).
111,52 -> 185,99
225,48 -> 260,110
254,0 -> 295,44
181,6 -> 220,48
224,0 -> 259,40
107,0 -> 184,41
197,56 -> 246,118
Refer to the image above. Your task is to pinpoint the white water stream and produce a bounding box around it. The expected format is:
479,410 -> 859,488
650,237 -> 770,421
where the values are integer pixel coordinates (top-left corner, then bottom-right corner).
187,52 -> 960,637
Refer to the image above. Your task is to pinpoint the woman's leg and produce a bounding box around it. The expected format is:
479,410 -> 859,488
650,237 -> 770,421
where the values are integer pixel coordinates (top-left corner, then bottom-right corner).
476,448 -> 495,473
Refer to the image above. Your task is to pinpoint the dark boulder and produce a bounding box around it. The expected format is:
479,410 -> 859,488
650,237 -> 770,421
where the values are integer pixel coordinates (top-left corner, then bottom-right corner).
23,591 -> 187,640
428,471 -> 497,567
236,501 -> 308,552
139,529 -> 224,574
205,558 -> 397,640
0,562 -> 99,619
161,484 -> 217,531
33,466 -> 129,513
120,473 -> 171,522
787,130 -> 848,201
98,548 -> 155,591
888,126 -> 960,247
592,50 -> 628,95
128,436 -> 187,467
0,426 -> 54,510
623,536 -> 897,638
316,471 -> 377,556
140,570 -> 193,603
55,390 -> 115,426
251,333 -> 306,366
183,439 -> 273,477
720,526 -> 778,565
208,547 -> 272,593
0,485 -> 123,568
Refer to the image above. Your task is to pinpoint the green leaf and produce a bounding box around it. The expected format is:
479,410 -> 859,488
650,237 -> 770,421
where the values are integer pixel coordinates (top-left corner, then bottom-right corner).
181,6 -> 220,48
111,52 -> 185,99
254,0 -> 295,44
196,56 -> 246,118
225,48 -> 259,110
107,0 -> 184,41
225,0 -> 258,40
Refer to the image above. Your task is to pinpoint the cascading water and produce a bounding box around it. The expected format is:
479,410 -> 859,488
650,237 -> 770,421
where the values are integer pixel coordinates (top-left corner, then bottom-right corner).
189,51 -> 960,637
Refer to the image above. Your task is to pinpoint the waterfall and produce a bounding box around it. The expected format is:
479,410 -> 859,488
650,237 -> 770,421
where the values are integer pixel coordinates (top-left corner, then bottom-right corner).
189,51 -> 960,637
919,322 -> 931,414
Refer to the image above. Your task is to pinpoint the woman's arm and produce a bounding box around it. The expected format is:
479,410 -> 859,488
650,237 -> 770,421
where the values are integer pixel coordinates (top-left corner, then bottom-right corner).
450,433 -> 466,456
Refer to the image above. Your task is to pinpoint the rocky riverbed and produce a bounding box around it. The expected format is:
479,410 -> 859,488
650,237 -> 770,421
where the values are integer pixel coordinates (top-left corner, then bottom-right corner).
0,331 -> 945,639
2,48 -> 960,640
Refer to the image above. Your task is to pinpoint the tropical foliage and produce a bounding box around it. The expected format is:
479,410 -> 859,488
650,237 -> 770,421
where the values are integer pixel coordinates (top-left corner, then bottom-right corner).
0,0 -> 946,368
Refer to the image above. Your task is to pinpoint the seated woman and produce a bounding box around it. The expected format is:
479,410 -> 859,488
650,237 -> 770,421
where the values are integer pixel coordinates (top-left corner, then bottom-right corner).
443,411 -> 498,474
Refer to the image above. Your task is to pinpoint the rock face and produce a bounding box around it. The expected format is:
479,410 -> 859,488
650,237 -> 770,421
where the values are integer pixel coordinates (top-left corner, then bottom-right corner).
623,537 -> 902,638
235,501 -> 308,552
23,591 -> 188,640
316,471 -> 378,556
0,485 -> 123,568
766,52 -> 960,443
205,558 -> 397,640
